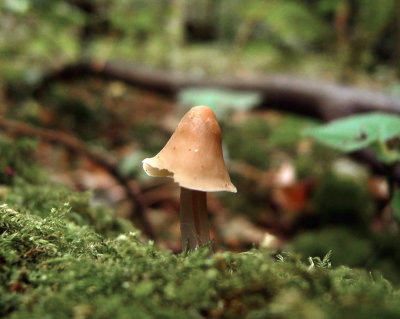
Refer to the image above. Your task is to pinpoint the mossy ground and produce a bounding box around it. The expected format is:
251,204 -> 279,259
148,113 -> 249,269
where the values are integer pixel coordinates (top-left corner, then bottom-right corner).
1,138 -> 400,319
2,199 -> 400,319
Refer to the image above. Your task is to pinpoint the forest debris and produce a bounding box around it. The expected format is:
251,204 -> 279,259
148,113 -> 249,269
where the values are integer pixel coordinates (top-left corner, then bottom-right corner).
274,161 -> 296,187
229,161 -> 275,188
260,232 -> 282,249
272,180 -> 315,214
368,176 -> 389,200
221,216 -> 266,247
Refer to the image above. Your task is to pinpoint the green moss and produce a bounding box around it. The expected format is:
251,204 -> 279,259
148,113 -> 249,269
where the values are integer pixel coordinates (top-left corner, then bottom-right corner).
1,199 -> 400,318
2,180 -> 134,238
312,173 -> 374,228
290,227 -> 373,267
1,121 -> 400,318
0,136 -> 44,185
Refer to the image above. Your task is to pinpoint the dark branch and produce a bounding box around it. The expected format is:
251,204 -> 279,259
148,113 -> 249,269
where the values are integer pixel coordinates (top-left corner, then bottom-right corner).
33,59 -> 400,121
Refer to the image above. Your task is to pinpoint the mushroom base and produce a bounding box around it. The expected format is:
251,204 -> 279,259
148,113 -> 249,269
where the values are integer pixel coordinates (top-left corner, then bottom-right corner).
179,187 -> 210,251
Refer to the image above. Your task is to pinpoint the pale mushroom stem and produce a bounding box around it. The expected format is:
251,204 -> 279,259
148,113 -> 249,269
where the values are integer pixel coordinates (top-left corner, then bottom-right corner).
179,187 -> 210,251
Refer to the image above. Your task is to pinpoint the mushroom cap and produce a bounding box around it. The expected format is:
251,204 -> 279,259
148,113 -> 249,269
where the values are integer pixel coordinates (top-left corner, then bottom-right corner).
142,106 -> 237,193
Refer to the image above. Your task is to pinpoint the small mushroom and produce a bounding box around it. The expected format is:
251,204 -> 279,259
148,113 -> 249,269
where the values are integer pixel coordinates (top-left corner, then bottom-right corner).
142,106 -> 236,251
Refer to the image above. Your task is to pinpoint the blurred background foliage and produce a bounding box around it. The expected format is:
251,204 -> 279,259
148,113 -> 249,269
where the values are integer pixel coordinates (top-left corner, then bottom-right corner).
1,0 -> 400,82
2,0 -> 400,287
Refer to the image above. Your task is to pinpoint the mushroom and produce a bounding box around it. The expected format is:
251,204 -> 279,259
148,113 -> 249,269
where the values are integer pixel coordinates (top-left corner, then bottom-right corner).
142,106 -> 237,251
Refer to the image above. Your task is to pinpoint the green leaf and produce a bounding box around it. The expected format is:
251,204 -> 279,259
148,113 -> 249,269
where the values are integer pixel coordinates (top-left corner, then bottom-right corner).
392,189 -> 400,222
178,88 -> 261,119
303,112 -> 400,153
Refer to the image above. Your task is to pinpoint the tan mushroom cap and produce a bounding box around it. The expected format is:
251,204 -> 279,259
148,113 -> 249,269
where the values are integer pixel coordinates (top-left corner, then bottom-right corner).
142,106 -> 237,193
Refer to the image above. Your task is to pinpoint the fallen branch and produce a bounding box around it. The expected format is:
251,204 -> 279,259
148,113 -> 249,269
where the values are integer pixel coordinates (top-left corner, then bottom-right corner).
0,117 -> 155,239
31,60 -> 400,184
33,60 -> 400,120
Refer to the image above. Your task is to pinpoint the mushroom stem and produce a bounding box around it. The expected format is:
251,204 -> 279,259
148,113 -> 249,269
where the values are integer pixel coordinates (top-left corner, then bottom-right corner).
179,187 -> 210,250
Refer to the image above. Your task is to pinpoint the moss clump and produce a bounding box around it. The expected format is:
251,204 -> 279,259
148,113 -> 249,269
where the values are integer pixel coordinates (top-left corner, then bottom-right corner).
1,180 -> 134,238
1,200 -> 400,318
312,173 -> 374,228
0,137 -> 44,185
291,227 -> 373,267
1,131 -> 400,318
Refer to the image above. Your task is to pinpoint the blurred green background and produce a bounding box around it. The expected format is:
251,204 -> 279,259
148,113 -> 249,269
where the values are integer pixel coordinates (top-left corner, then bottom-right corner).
1,0 -> 400,83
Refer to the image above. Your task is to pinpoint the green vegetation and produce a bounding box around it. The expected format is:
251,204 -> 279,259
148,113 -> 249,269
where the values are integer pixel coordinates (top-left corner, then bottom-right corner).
2,0 -> 400,83
0,136 -> 43,185
1,183 -> 400,319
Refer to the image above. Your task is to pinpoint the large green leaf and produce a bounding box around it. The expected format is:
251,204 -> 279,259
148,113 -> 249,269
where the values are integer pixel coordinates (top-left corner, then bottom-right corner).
178,88 -> 261,119
304,112 -> 400,153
